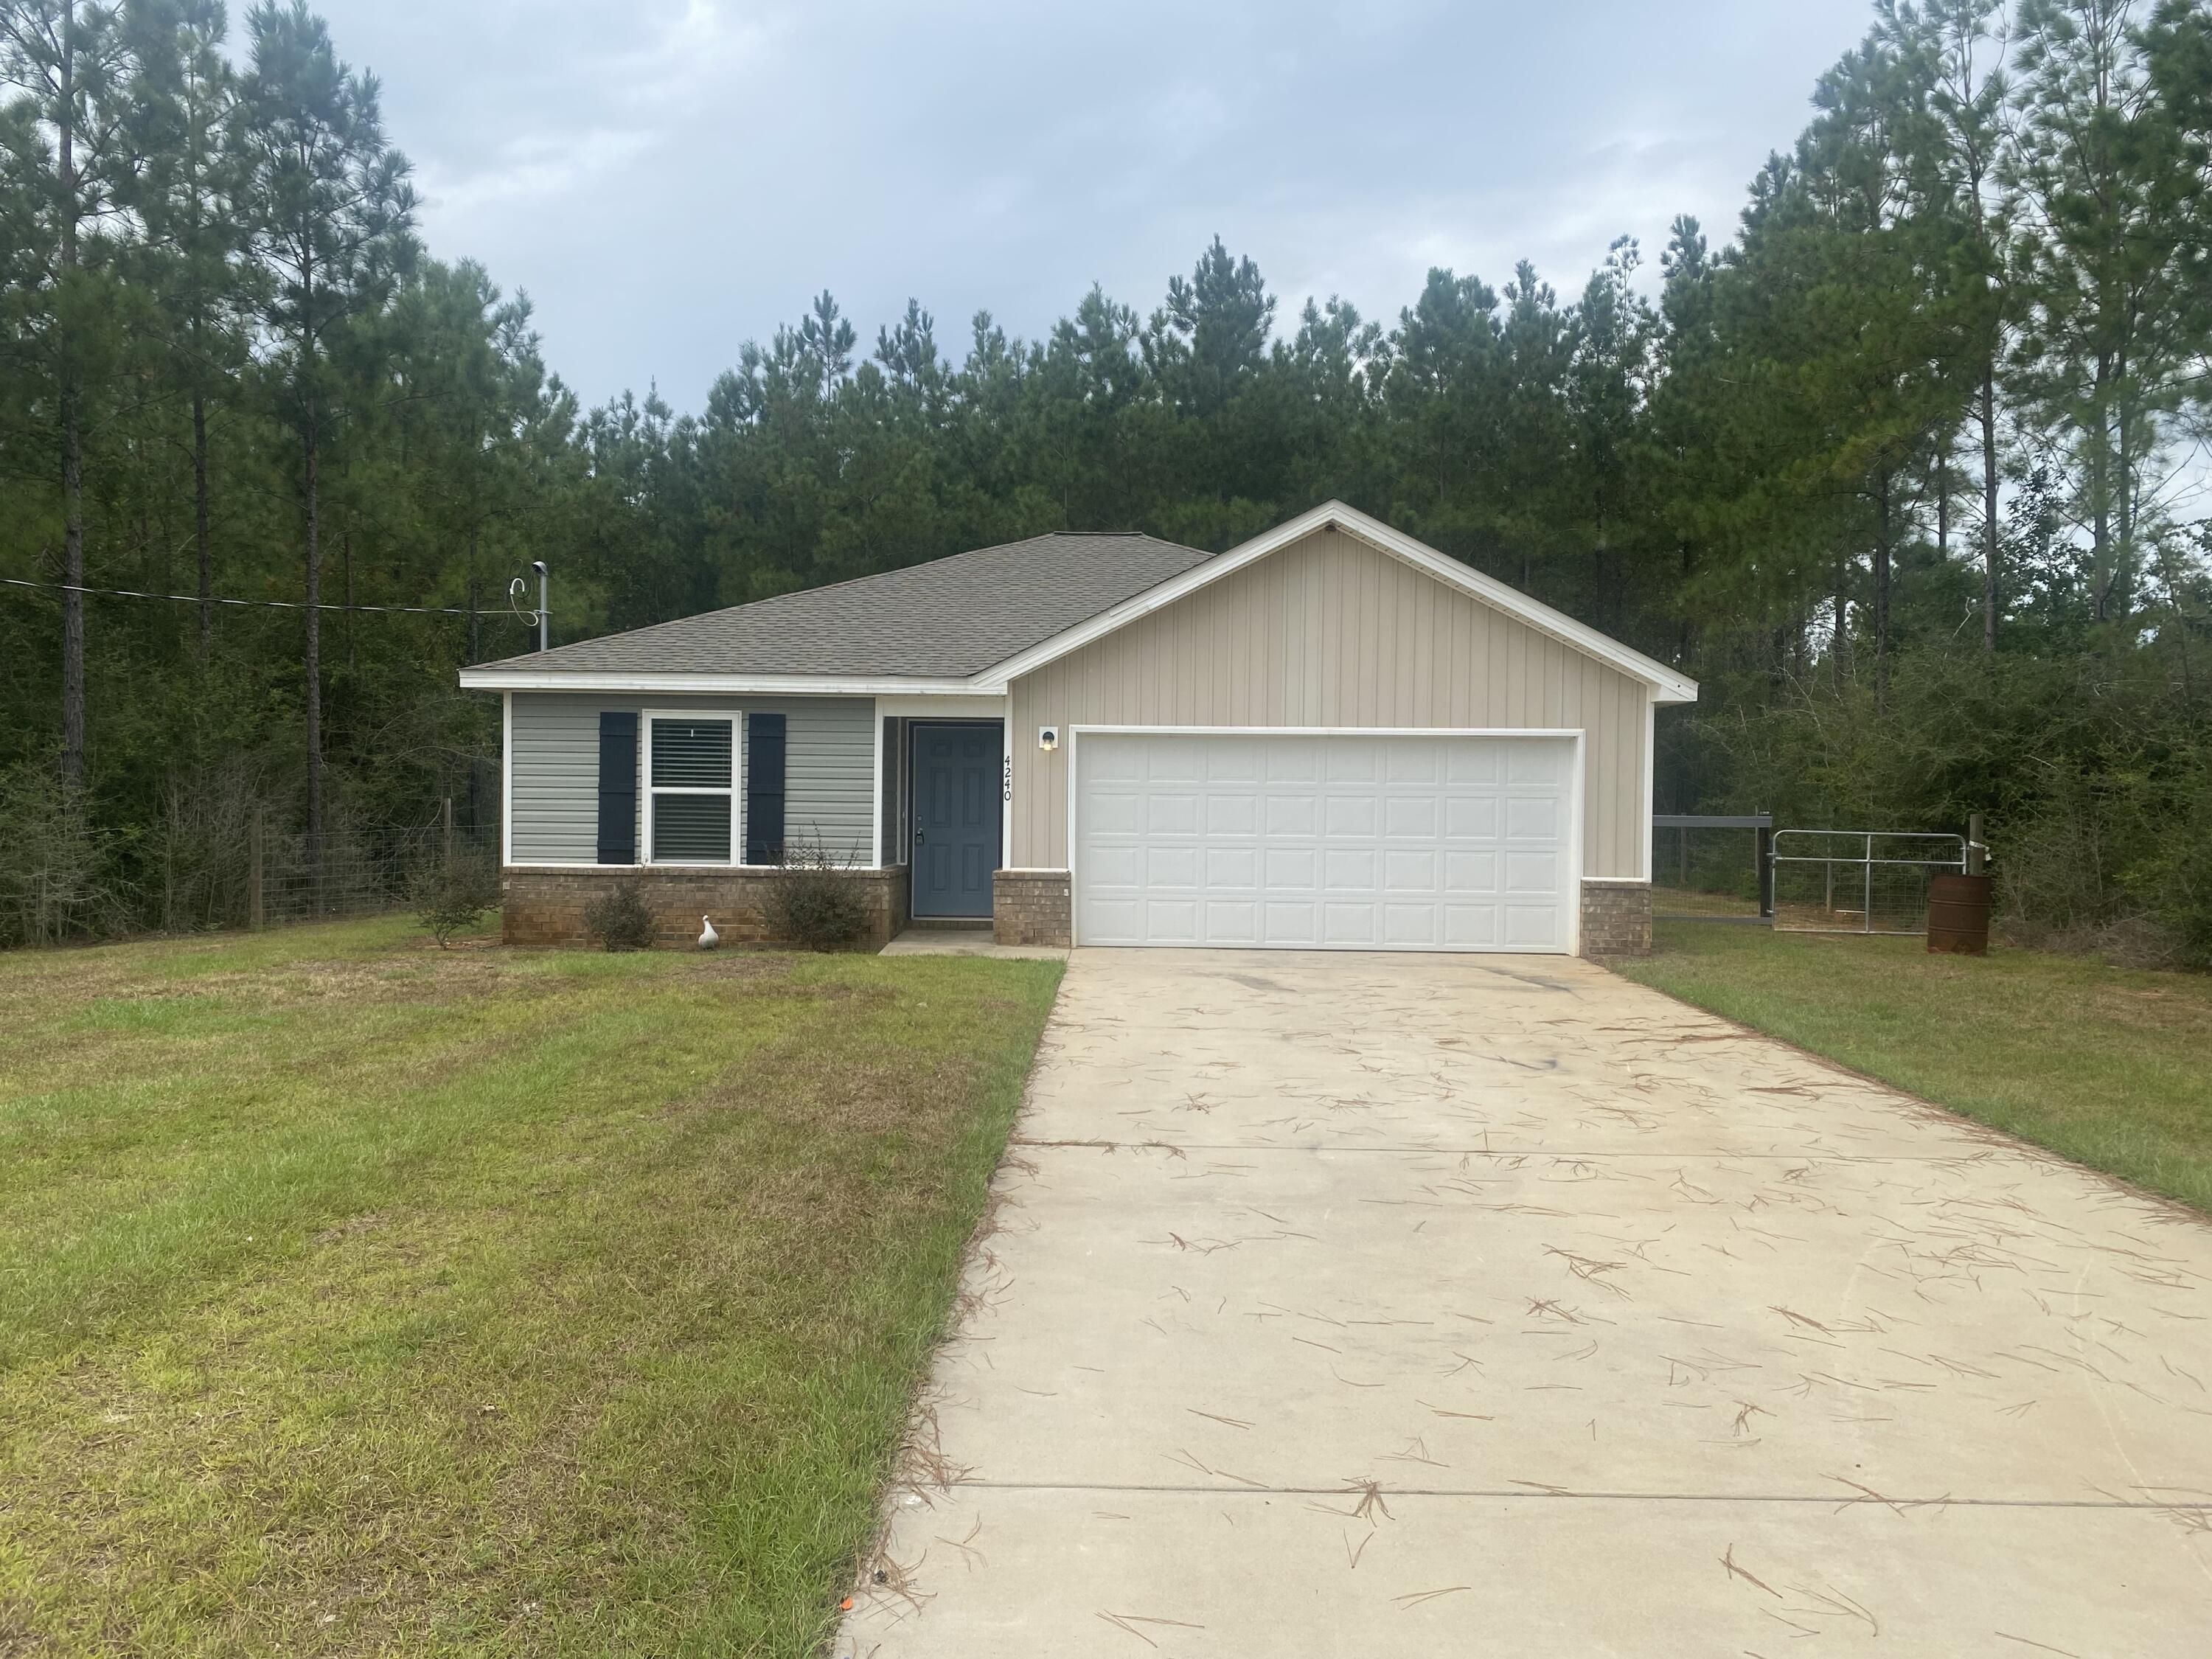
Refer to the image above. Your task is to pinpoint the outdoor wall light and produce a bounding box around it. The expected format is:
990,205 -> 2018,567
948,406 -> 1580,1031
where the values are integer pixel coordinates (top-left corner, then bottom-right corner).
1037,726 -> 1060,751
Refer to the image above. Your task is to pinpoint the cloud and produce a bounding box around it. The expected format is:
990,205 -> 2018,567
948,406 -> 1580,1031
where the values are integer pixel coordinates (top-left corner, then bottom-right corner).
310,0 -> 1879,408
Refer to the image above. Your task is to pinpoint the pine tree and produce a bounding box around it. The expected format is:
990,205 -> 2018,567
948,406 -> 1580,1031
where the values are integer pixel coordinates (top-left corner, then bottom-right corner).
2006,0 -> 2204,624
237,0 -> 414,891
123,0 -> 251,662
0,0 -> 137,787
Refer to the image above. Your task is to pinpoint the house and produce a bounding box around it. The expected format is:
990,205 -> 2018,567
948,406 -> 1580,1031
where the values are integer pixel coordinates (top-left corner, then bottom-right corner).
459,501 -> 1696,955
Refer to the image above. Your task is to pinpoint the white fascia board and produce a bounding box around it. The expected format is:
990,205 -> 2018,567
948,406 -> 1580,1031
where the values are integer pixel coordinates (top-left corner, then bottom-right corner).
974,500 -> 1700,706
457,669 -> 981,697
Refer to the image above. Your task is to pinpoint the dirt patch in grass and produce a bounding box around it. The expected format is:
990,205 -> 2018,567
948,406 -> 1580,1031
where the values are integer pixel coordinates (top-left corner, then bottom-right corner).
0,923 -> 1063,1657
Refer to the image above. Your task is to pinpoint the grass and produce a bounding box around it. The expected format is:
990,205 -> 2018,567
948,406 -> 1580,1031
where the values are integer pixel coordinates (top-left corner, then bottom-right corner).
1614,918 -> 2212,1214
0,917 -> 1062,1657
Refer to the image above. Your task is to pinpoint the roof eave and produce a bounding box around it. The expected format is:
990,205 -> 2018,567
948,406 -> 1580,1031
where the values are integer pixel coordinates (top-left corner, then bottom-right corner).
455,667 -> 1000,697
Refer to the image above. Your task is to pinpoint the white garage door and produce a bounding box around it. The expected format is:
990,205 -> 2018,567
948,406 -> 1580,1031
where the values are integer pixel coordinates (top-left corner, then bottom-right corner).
1074,731 -> 1578,952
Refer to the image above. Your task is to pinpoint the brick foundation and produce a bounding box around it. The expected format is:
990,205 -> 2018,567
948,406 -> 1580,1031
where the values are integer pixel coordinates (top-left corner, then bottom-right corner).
1579,880 -> 1652,956
503,865 -> 908,952
994,869 -> 1071,947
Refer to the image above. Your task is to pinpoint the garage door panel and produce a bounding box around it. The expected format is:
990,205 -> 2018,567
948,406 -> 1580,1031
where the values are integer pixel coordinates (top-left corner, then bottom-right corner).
1447,746 -> 1503,786
1505,849 -> 1561,894
1384,796 -> 1439,838
1088,793 -> 1143,835
1146,845 -> 1200,886
1444,796 -> 1500,839
1205,794 -> 1258,835
1503,903 -> 1563,947
1203,900 -> 1260,942
1443,904 -> 1500,947
1147,794 -> 1200,835
1509,745 -> 1569,787
1144,900 -> 1200,942
1087,845 -> 1144,886
1386,745 -> 1444,785
1506,796 -> 1562,840
1149,745 -> 1205,782
1445,848 -> 1498,890
1075,733 -> 1576,954
1204,742 -> 1262,783
1384,849 -> 1438,892
1321,902 -> 1377,945
1326,745 -> 1380,784
1324,796 -> 1376,837
1382,903 -> 1443,945
1085,898 -> 1143,942
1322,847 -> 1377,888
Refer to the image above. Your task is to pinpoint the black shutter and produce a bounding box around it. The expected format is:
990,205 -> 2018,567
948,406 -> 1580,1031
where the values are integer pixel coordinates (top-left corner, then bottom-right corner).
746,712 -> 787,863
597,712 -> 638,864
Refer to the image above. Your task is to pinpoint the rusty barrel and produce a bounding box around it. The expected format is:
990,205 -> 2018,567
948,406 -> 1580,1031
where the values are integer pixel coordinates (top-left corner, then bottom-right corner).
1927,872 -> 1992,956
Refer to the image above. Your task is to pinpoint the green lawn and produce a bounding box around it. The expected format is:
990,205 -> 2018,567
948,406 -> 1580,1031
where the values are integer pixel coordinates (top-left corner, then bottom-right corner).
0,917 -> 1062,1657
1614,919 -> 2212,1213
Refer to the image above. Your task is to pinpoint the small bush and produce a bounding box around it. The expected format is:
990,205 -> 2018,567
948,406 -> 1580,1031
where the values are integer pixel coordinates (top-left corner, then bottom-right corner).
582,880 -> 657,951
412,861 -> 497,947
759,835 -> 870,951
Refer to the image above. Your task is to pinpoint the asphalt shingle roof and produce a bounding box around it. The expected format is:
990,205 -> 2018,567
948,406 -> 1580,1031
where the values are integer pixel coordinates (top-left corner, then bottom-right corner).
472,530 -> 1211,680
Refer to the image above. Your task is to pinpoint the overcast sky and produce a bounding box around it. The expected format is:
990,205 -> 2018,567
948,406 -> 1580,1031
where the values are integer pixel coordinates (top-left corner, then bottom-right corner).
305,0 -> 1878,413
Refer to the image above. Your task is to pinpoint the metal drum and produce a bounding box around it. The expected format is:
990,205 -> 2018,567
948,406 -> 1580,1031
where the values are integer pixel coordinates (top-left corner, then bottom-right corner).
1926,873 -> 1993,956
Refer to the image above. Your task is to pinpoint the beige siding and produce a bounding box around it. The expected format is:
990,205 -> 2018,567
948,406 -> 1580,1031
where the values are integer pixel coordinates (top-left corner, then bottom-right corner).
1008,526 -> 1652,877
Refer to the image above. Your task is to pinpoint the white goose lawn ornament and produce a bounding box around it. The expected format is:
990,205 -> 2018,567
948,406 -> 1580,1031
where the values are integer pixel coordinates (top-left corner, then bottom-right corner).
698,914 -> 720,950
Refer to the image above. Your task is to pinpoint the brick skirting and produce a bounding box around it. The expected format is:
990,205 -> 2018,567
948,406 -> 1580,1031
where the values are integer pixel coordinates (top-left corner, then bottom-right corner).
994,869 -> 1071,947
1579,880 -> 1652,956
503,865 -> 908,951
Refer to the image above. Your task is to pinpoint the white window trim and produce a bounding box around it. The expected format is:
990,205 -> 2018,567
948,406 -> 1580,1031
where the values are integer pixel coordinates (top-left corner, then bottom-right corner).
641,708 -> 745,867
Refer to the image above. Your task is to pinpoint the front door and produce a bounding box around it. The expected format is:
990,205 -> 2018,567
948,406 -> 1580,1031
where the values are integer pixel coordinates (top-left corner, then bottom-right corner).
912,724 -> 1002,918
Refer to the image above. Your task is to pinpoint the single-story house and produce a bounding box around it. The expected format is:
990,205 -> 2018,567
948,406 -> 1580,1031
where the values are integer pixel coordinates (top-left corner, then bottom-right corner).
459,501 -> 1696,955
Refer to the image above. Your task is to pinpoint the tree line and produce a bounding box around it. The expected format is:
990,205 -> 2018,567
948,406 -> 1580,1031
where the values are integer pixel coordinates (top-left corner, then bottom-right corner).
3,0 -> 2210,959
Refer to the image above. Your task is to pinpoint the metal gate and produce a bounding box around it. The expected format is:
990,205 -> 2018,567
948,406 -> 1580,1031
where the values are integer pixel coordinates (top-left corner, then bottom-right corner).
1770,831 -> 1966,936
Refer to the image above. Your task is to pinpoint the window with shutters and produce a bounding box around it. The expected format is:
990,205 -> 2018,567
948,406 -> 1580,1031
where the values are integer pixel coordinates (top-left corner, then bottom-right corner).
643,714 -> 738,864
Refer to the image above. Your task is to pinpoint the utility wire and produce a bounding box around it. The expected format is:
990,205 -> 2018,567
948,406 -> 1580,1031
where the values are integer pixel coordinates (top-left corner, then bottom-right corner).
1,574 -> 532,620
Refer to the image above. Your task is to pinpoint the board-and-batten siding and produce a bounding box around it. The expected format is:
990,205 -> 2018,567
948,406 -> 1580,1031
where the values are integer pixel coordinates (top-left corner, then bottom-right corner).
509,693 -> 875,864
1007,526 -> 1652,878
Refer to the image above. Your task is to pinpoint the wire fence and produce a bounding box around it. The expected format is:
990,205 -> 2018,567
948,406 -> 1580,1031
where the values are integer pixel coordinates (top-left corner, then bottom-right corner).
241,811 -> 500,931
1771,831 -> 1966,936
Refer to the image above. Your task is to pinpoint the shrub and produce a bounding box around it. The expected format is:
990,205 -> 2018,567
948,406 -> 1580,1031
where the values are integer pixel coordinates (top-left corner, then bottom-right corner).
759,835 -> 870,951
0,763 -> 131,947
412,860 -> 498,947
582,879 -> 657,951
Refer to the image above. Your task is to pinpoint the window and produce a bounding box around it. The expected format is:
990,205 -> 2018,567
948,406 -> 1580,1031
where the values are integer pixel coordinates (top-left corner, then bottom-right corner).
646,715 -> 736,863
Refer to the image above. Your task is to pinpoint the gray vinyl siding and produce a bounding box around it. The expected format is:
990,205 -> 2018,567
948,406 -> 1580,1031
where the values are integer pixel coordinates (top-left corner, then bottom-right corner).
509,693 -> 876,865
1008,526 -> 1655,879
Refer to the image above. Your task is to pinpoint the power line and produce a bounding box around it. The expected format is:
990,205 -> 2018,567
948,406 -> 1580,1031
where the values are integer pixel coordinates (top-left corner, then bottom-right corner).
1,575 -> 530,620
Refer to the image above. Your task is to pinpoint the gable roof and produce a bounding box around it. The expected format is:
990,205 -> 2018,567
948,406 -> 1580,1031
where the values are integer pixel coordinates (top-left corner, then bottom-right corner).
458,503 -> 1697,705
461,531 -> 1210,686
973,502 -> 1700,704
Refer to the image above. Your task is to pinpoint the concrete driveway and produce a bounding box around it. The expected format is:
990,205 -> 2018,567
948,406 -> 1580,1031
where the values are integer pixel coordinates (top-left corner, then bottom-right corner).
841,950 -> 2212,1657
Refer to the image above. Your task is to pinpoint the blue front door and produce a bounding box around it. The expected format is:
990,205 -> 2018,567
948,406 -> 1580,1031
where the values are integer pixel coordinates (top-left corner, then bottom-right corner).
912,724 -> 1001,918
